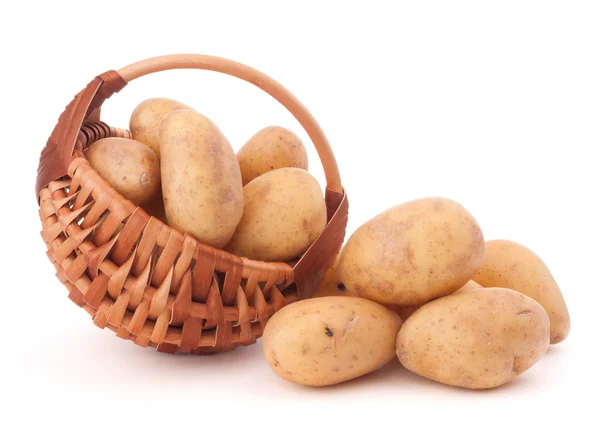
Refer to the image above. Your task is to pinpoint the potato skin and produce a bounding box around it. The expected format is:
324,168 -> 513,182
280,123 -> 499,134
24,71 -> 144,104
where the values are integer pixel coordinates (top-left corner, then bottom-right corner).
237,126 -> 308,185
159,110 -> 243,248
474,240 -> 570,344
224,168 -> 326,262
263,297 -> 403,386
129,98 -> 191,157
389,280 -> 482,321
86,137 -> 160,205
339,197 -> 484,306
397,288 -> 550,389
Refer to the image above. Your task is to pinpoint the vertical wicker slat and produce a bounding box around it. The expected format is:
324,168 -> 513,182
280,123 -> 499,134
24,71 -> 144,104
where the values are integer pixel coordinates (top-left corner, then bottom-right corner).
36,54 -> 348,354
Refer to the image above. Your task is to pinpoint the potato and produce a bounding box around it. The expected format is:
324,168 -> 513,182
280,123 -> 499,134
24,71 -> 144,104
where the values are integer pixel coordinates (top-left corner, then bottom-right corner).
263,296 -> 403,386
397,288 -> 550,389
339,197 -> 484,306
313,251 -> 357,297
474,240 -> 570,344
86,137 -> 160,205
129,98 -> 192,157
237,126 -> 308,185
224,168 -> 326,262
159,110 -> 243,248
389,280 -> 482,321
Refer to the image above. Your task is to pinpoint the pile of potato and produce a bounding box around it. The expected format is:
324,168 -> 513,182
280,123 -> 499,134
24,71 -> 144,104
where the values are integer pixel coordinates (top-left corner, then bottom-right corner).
86,98 -> 326,262
263,197 -> 570,389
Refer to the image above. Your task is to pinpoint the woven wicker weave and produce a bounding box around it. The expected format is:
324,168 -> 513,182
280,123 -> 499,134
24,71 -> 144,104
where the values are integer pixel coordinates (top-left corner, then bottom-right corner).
36,55 -> 348,354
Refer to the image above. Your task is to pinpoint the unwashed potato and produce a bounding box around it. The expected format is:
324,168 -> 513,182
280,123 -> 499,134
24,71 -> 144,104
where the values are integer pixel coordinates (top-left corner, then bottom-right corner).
263,296 -> 403,386
389,280 -> 483,321
130,98 -> 192,157
313,251 -> 357,298
397,288 -> 550,389
474,240 -> 570,344
224,168 -> 326,262
339,197 -> 484,306
160,110 -> 243,248
237,126 -> 308,185
86,137 -> 160,205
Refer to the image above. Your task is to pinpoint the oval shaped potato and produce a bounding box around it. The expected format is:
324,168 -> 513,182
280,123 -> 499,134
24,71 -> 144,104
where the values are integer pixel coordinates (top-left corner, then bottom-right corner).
237,126 -> 308,185
339,197 -> 484,306
397,288 -> 550,389
224,168 -> 326,261
389,280 -> 482,321
130,98 -> 192,157
314,251 -> 357,298
86,137 -> 160,205
263,296 -> 403,386
474,240 -> 570,344
160,110 -> 243,248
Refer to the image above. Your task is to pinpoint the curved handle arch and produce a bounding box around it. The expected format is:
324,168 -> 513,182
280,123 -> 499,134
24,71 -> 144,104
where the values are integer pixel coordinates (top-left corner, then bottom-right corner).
117,54 -> 342,193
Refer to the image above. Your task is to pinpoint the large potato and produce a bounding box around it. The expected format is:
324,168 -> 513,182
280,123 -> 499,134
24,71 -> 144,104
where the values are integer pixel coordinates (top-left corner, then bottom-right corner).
397,288 -> 550,389
86,137 -> 160,205
224,168 -> 326,262
389,280 -> 482,321
263,296 -> 403,386
129,98 -> 192,157
314,251 -> 357,298
237,126 -> 308,185
474,240 -> 570,344
160,110 -> 243,248
339,197 -> 484,306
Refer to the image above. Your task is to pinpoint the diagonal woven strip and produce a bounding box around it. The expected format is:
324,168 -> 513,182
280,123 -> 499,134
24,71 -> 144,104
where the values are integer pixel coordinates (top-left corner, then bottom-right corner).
37,54 -> 348,354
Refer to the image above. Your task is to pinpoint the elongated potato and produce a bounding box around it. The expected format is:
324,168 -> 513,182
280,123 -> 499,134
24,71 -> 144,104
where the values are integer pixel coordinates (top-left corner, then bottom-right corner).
237,126 -> 308,185
389,280 -> 482,321
130,98 -> 192,157
339,197 -> 484,306
224,168 -> 326,262
86,137 -> 160,205
160,110 -> 243,248
263,297 -> 403,386
397,288 -> 550,389
474,240 -> 570,344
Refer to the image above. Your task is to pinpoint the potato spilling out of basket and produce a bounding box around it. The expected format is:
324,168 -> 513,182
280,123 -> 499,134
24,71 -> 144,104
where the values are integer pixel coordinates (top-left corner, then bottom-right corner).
263,197 -> 570,389
85,97 -> 326,263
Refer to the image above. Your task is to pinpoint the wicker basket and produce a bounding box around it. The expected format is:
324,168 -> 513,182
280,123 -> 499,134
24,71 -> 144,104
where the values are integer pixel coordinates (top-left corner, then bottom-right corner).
36,54 -> 348,354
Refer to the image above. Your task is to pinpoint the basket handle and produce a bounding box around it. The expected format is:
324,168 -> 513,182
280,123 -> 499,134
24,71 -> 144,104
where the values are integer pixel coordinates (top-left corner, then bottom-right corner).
117,54 -> 342,194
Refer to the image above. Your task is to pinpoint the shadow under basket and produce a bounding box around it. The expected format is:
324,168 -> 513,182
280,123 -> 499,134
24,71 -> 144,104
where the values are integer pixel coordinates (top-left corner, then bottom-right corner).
36,54 -> 348,354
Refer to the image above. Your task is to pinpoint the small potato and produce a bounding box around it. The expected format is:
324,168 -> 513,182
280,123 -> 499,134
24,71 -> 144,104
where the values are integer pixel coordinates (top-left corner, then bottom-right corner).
263,296 -> 403,386
224,168 -> 326,262
86,137 -> 160,205
129,98 -> 192,157
160,110 -> 243,248
397,288 -> 550,389
474,240 -> 570,344
339,197 -> 484,306
389,280 -> 482,321
313,251 -> 357,298
237,126 -> 308,185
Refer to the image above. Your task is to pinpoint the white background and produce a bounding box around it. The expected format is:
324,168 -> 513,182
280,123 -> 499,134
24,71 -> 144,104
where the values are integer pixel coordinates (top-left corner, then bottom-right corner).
1,1 -> 598,424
